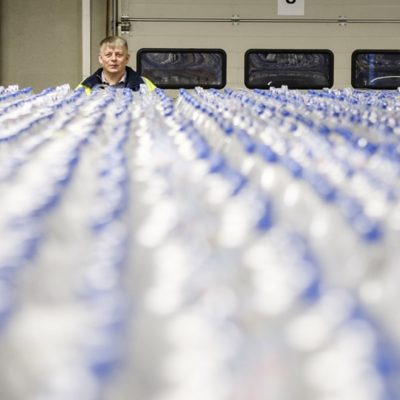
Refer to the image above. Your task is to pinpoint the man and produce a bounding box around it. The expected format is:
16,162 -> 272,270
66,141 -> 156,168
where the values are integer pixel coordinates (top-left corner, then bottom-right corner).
78,36 -> 156,94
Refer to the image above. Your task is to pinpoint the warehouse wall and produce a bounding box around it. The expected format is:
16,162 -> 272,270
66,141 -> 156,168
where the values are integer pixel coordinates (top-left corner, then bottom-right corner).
91,0 -> 108,71
0,0 -> 82,92
0,0 -> 107,93
121,0 -> 400,88
0,0 -> 398,91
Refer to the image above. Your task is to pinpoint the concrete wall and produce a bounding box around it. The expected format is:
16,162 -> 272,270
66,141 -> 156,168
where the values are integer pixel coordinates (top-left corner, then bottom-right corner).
0,0 -> 107,92
91,0 -> 108,72
0,0 -> 82,92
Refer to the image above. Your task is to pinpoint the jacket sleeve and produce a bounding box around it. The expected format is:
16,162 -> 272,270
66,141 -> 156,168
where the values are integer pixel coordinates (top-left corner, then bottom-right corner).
142,77 -> 157,92
75,83 -> 92,95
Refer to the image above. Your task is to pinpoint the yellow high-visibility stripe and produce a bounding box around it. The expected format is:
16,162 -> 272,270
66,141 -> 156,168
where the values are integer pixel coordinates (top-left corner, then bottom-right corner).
142,77 -> 157,92
76,84 -> 92,95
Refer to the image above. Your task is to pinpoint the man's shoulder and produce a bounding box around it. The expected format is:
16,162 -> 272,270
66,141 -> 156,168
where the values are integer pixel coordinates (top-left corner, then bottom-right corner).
125,67 -> 157,91
81,68 -> 103,88
125,67 -> 145,90
125,66 -> 143,80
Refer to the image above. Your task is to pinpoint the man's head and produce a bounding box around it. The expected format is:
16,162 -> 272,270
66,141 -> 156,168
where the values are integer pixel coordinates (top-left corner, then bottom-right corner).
98,36 -> 130,77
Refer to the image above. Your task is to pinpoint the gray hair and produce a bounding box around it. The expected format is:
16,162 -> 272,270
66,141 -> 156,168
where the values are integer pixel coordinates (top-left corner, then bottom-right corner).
99,36 -> 128,51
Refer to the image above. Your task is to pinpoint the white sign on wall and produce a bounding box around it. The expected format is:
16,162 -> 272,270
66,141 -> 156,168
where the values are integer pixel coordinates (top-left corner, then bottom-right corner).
278,0 -> 305,16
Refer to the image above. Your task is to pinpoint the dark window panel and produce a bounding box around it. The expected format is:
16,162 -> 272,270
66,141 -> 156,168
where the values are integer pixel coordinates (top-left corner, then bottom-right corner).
137,49 -> 227,89
352,50 -> 400,90
245,49 -> 334,90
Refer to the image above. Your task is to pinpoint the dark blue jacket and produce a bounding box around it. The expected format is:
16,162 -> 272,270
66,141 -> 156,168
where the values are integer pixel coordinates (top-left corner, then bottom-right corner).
79,66 -> 155,93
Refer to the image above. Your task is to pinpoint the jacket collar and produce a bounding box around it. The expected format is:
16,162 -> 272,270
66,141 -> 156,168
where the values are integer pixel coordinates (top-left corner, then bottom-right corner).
82,67 -> 144,91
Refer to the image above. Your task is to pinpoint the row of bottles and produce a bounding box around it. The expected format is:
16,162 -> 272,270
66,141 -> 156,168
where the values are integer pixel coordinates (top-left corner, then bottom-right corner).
0,84 -> 399,399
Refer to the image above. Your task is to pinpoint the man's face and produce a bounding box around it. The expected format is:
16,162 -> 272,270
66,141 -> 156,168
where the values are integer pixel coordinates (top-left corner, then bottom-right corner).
98,44 -> 130,75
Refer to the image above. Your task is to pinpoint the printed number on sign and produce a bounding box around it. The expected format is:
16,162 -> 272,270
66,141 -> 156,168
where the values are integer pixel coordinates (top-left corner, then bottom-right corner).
278,0 -> 304,15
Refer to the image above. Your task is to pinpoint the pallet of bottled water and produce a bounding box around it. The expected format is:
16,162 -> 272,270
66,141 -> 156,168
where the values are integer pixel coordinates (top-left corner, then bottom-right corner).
0,83 -> 400,400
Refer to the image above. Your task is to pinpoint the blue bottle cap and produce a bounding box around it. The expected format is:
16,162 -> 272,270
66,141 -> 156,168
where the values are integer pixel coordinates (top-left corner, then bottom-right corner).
258,143 -> 278,163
